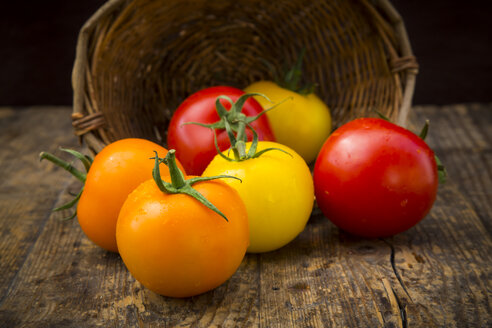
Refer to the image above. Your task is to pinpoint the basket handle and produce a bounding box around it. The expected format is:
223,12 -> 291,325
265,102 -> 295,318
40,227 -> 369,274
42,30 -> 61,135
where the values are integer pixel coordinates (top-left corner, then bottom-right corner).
71,0 -> 126,152
363,0 -> 419,127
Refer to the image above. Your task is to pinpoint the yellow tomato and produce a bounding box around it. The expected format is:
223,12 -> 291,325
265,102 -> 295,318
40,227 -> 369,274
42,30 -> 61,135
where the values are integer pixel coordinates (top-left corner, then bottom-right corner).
203,141 -> 314,253
245,81 -> 332,163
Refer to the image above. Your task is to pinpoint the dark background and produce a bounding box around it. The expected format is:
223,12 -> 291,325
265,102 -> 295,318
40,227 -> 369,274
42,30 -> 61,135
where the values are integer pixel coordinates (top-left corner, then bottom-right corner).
0,0 -> 490,106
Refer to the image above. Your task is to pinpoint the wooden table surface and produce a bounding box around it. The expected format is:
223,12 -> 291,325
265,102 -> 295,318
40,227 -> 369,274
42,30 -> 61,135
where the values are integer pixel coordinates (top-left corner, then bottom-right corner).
0,104 -> 491,327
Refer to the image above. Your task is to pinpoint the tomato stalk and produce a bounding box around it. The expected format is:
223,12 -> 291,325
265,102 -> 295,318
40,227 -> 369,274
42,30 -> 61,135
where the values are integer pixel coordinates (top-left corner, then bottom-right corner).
151,149 -> 241,221
222,117 -> 290,162
188,93 -> 290,162
184,93 -> 276,140
418,120 -> 447,184
39,148 -> 93,220
226,118 -> 248,160
276,48 -> 315,95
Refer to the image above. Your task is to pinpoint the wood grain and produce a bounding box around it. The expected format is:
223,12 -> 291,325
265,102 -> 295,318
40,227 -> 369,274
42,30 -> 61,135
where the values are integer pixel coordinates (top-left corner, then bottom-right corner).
0,107 -> 79,301
0,105 -> 491,327
413,103 -> 492,234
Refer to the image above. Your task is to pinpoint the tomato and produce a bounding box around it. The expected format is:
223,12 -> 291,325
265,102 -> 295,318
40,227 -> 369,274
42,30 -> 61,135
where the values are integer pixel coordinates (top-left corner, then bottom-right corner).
313,118 -> 439,237
167,86 -> 275,175
245,81 -> 332,164
244,49 -> 332,164
116,150 -> 249,298
203,141 -> 314,253
40,138 -> 183,252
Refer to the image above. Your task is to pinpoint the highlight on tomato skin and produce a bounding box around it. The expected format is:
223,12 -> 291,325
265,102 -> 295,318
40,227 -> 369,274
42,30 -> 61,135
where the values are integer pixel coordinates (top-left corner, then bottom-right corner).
313,118 -> 440,238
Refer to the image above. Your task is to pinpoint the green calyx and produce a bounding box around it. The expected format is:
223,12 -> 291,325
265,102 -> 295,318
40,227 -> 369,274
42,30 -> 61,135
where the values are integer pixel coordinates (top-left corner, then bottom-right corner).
186,93 -> 291,162
151,150 -> 241,222
418,120 -> 447,184
39,148 -> 93,220
184,92 -> 273,138
276,48 -> 315,95
217,116 -> 291,162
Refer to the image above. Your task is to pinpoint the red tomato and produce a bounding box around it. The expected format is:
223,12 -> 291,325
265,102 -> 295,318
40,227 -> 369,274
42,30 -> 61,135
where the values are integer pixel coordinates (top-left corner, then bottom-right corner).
313,118 -> 439,237
167,86 -> 275,175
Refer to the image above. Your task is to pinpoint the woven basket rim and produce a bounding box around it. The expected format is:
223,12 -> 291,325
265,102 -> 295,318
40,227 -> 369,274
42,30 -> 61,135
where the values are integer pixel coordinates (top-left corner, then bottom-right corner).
71,0 -> 418,153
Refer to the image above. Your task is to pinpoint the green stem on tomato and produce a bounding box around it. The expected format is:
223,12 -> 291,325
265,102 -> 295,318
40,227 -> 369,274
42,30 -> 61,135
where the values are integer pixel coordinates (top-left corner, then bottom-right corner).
419,120 -> 430,140
186,93 -> 291,162
234,117 -> 248,160
39,151 -> 87,183
277,48 -> 315,95
162,150 -> 186,189
417,120 -> 447,184
151,150 -> 241,222
39,148 -> 92,220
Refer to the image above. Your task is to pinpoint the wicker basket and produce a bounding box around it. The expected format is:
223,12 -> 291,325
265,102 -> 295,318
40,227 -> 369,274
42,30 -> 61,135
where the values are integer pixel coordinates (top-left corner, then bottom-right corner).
71,0 -> 418,153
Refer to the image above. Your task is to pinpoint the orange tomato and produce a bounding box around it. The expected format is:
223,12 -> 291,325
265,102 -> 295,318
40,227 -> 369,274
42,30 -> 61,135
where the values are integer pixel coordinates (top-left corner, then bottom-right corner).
116,176 -> 249,298
77,138 -> 182,252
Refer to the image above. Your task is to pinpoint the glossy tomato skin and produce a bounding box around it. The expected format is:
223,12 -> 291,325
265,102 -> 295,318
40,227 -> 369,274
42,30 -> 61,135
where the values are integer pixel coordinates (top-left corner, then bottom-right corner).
77,138 -> 182,252
167,86 -> 275,175
313,118 -> 438,238
116,177 -> 249,298
203,141 -> 314,253
245,81 -> 332,164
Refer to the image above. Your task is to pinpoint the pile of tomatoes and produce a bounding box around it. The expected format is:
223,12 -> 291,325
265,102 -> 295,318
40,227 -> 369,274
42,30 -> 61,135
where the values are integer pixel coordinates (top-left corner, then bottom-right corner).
41,77 -> 442,298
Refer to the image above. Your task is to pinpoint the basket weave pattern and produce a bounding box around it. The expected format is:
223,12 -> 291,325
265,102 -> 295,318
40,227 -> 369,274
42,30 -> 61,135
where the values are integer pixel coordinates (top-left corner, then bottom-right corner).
72,0 -> 418,153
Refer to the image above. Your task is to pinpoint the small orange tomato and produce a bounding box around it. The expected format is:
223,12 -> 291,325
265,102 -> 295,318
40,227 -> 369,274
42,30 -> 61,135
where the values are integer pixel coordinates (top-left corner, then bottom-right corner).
78,138 -> 184,252
116,151 -> 249,298
40,138 -> 183,253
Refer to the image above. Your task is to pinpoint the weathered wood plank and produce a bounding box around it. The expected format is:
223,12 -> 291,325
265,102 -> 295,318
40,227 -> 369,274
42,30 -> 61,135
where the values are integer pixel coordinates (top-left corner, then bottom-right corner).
0,107 -> 79,300
0,181 -> 492,327
0,105 -> 491,327
391,183 -> 491,327
1,182 -> 261,327
413,103 -> 492,234
1,180 -> 489,327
